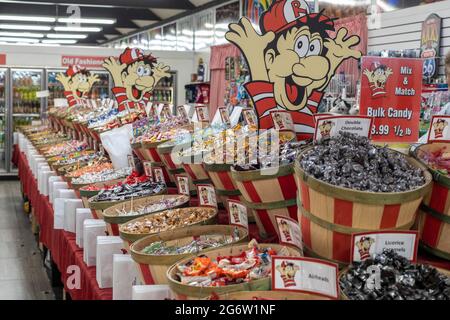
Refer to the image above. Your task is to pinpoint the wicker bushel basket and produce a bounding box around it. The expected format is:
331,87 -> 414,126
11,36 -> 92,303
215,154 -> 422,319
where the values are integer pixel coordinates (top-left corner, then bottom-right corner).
231,164 -> 298,239
166,243 -> 301,299
295,150 -> 432,265
414,143 -> 450,260
205,290 -> 331,300
87,187 -> 166,220
131,141 -> 146,161
102,194 -> 190,236
130,224 -> 249,285
119,207 -> 218,249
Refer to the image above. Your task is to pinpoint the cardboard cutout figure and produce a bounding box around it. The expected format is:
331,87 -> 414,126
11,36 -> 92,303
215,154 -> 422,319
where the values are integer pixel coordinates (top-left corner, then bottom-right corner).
56,65 -> 99,107
226,0 -> 361,140
102,47 -> 171,113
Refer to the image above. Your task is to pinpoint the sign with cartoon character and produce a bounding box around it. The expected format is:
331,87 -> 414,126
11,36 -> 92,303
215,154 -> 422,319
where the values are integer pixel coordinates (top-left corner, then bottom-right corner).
242,108 -> 258,127
227,199 -> 248,230
314,115 -> 373,141
196,184 -> 217,208
102,47 -> 171,113
360,57 -> 422,143
270,110 -> 295,132
152,167 -> 166,185
195,105 -> 210,123
428,116 -> 450,142
351,231 -> 419,263
177,105 -> 189,121
275,215 -> 302,252
175,174 -> 190,196
56,65 -> 99,108
160,104 -> 173,121
226,0 -> 361,141
272,256 -> 339,299
143,161 -> 152,178
219,107 -> 232,127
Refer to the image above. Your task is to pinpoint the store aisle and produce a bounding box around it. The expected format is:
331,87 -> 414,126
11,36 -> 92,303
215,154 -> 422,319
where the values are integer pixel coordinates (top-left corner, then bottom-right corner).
0,181 -> 54,300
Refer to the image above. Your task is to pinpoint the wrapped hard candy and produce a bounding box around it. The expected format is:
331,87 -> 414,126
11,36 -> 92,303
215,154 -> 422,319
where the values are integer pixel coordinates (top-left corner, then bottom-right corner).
299,132 -> 425,192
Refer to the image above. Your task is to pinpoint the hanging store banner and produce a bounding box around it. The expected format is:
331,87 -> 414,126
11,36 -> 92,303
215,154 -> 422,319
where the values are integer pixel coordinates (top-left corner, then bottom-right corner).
360,57 -> 422,143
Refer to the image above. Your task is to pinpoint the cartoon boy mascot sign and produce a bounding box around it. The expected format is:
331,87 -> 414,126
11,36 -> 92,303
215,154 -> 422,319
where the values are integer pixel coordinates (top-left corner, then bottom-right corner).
102,47 -> 171,113
226,0 -> 361,140
276,261 -> 300,287
56,65 -> 99,107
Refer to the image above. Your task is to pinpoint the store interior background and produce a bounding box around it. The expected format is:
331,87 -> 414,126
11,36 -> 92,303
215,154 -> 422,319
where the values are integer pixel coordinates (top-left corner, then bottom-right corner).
0,0 -> 449,177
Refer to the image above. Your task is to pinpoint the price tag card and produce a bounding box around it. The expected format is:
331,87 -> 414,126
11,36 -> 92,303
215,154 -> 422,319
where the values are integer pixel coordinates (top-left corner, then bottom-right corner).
143,161 -> 152,178
175,174 -> 190,196
242,108 -> 257,127
196,184 -> 217,208
272,256 -> 339,299
93,139 -> 98,152
160,104 -> 173,121
427,115 -> 450,142
127,154 -> 136,170
275,215 -> 303,253
351,231 -> 419,263
314,116 -> 373,142
177,105 -> 189,121
219,107 -> 231,127
227,199 -> 248,230
360,57 -> 422,142
152,167 -> 166,185
270,110 -> 294,131
195,105 -> 210,123
313,113 -> 338,123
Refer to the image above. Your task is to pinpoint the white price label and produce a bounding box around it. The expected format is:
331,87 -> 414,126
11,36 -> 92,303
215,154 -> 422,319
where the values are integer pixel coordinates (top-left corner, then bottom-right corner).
227,200 -> 248,230
275,215 -> 303,253
196,184 -> 217,208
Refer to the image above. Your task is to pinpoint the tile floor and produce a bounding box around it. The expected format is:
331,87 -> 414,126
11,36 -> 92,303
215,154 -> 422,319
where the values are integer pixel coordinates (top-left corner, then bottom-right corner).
0,181 -> 54,300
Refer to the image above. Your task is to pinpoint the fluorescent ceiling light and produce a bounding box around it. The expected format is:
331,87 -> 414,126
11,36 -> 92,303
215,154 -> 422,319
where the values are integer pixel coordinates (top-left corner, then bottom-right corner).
57,17 -> 115,25
204,23 -> 213,29
0,24 -> 52,31
54,26 -> 102,32
42,39 -> 77,44
47,33 -> 87,39
0,15 -> 55,23
0,36 -> 39,43
0,31 -> 44,38
376,0 -> 396,11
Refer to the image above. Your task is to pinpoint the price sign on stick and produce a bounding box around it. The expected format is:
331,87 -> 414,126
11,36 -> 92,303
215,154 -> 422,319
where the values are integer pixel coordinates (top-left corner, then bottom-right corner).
152,167 -> 166,185
127,154 -> 136,170
218,107 -> 231,127
175,174 -> 190,196
196,184 -> 217,208
270,110 -> 295,131
272,256 -> 339,299
143,161 -> 152,178
275,215 -> 303,253
177,105 -> 189,121
242,108 -> 257,127
227,199 -> 248,230
195,105 -> 210,123
350,231 -> 419,263
314,116 -> 373,142
360,57 -> 422,142
427,115 -> 450,143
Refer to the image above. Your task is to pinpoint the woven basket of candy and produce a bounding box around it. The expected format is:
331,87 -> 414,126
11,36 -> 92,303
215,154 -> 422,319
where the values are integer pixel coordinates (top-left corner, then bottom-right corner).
102,194 -> 190,236
166,242 -> 301,299
413,142 -> 450,260
204,290 -> 331,300
339,249 -> 450,300
78,178 -> 126,208
129,224 -> 249,285
295,133 -> 432,266
157,140 -> 191,179
87,181 -> 166,220
119,206 -> 218,249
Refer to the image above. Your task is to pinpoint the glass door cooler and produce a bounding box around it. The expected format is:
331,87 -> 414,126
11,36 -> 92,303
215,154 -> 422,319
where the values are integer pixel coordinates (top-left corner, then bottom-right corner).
0,69 -> 7,174
47,69 -> 66,110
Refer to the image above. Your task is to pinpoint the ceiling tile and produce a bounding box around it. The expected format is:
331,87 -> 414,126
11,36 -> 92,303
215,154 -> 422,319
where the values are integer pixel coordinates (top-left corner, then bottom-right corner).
188,0 -> 215,7
131,20 -> 158,28
116,27 -> 137,34
150,8 -> 186,20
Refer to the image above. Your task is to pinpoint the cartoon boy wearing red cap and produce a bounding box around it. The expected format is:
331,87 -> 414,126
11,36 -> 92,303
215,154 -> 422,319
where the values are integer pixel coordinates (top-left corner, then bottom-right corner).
318,120 -> 334,139
363,62 -> 393,97
56,65 -> 99,108
102,47 -> 170,113
226,0 -> 361,140
433,119 -> 448,139
356,236 -> 375,261
276,260 -> 300,287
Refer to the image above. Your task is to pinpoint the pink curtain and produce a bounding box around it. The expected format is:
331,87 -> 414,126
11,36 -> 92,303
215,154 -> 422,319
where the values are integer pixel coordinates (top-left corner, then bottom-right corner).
209,43 -> 240,116
330,14 -> 368,81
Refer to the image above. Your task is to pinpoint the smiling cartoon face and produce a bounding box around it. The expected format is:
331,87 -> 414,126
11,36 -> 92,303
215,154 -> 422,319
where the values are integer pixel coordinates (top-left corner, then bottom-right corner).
69,72 -> 91,98
265,26 -> 330,111
122,60 -> 156,102
433,119 -> 448,136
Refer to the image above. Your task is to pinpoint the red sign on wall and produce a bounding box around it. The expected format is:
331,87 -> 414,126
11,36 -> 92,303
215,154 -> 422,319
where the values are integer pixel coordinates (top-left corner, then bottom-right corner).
61,55 -> 110,68
0,54 -> 6,65
360,57 -> 422,143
